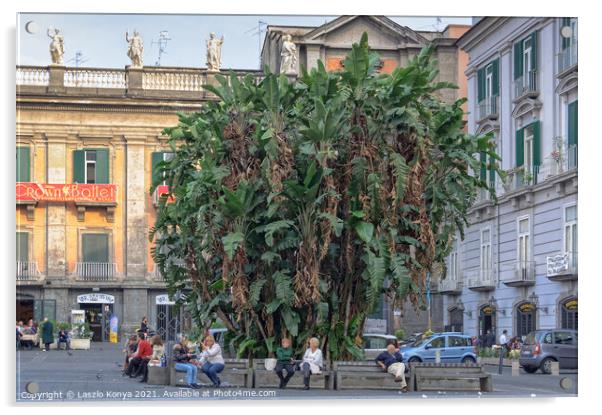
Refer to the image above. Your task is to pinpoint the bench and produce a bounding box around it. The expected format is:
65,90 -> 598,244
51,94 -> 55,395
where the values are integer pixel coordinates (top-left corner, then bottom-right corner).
334,361 -> 414,391
253,359 -> 333,389
169,359 -> 252,388
412,363 -> 492,392
147,365 -> 169,385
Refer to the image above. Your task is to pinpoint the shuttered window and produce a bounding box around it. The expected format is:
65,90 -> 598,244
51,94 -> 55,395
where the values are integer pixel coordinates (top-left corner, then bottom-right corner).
514,31 -> 538,79
17,232 -> 29,262
16,147 -> 31,182
152,151 -> 174,186
516,121 -> 541,170
568,100 -> 578,146
73,149 -> 109,184
477,59 -> 499,103
82,233 -> 109,263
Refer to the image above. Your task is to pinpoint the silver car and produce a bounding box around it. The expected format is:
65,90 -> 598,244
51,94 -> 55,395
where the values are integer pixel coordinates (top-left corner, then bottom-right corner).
519,329 -> 578,374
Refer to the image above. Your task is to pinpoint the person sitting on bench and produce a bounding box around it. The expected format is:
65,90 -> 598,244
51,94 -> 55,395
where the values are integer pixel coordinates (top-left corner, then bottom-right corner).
301,337 -> 323,390
125,332 -> 152,378
57,328 -> 71,350
375,342 -> 408,393
274,338 -> 295,389
173,338 -> 201,389
199,335 -> 225,387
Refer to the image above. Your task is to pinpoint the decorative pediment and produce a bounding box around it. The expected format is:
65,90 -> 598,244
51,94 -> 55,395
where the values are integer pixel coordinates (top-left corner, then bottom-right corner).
511,97 -> 543,119
556,71 -> 578,95
476,119 -> 500,135
301,15 -> 428,47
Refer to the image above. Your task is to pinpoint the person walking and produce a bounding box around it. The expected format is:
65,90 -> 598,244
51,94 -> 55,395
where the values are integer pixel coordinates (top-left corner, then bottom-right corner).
274,338 -> 295,389
173,338 -> 201,389
301,337 -> 323,390
199,335 -> 225,387
140,316 -> 149,336
40,317 -> 54,352
375,342 -> 408,393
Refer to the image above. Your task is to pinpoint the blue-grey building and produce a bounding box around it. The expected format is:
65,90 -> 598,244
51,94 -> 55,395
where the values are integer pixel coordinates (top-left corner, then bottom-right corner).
439,17 -> 578,340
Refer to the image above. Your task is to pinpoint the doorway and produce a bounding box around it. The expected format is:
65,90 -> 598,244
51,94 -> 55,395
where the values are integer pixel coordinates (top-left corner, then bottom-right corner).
80,303 -> 112,342
478,304 -> 496,337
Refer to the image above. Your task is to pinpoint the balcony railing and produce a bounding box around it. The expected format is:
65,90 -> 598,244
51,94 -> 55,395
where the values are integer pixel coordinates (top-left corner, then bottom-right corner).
502,260 -> 536,286
514,70 -> 538,99
76,262 -> 117,281
64,68 -> 127,88
567,144 -> 578,170
438,277 -> 463,294
546,251 -> 578,281
16,67 -> 50,86
557,42 -> 578,74
16,261 -> 41,281
478,96 -> 499,120
142,69 -> 205,91
507,165 -> 540,191
466,268 -> 495,291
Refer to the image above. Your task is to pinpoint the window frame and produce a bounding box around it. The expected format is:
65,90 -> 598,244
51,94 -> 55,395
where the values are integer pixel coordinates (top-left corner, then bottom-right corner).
480,227 -> 492,273
517,215 -> 531,267
84,150 -> 97,184
79,229 -> 113,265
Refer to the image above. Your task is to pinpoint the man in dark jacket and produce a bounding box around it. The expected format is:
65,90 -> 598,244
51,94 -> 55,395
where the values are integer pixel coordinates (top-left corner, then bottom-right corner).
41,317 -> 54,351
375,342 -> 408,392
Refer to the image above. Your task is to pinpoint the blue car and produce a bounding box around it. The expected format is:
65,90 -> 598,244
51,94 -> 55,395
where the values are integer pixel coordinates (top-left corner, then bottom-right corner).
401,332 -> 477,364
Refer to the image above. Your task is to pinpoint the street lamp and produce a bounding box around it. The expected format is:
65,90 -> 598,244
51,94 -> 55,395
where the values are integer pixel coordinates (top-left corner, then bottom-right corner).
529,292 -> 548,314
489,295 -> 506,316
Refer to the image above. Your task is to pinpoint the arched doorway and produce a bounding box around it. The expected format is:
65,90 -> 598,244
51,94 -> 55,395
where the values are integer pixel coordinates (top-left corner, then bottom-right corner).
560,297 -> 578,330
478,304 -> 496,341
515,301 -> 536,339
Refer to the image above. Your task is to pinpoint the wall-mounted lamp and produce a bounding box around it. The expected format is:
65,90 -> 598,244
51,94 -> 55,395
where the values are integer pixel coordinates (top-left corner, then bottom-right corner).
529,291 -> 549,314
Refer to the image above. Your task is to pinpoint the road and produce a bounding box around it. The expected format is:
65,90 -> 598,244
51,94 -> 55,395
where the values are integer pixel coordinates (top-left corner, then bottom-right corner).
16,343 -> 577,402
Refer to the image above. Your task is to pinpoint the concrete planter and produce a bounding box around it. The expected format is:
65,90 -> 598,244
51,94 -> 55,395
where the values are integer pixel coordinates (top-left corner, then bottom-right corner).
70,338 -> 91,350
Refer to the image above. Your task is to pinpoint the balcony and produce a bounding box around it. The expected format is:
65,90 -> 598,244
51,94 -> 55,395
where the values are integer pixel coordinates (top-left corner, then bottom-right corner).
466,268 -> 496,291
557,42 -> 578,75
505,165 -> 540,192
478,96 -> 499,121
546,252 -> 578,281
16,261 -> 42,281
438,277 -> 463,295
76,262 -> 117,281
514,70 -> 538,100
502,260 -> 536,287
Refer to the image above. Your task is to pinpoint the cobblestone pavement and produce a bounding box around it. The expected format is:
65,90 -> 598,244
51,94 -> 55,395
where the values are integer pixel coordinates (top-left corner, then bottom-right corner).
16,343 -> 577,403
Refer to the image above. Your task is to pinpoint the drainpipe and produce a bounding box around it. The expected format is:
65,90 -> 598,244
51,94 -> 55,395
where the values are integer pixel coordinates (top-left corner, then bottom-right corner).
123,136 -> 128,329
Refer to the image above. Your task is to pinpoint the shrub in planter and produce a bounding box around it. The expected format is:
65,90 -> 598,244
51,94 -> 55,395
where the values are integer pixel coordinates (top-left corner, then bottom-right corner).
395,329 -> 406,340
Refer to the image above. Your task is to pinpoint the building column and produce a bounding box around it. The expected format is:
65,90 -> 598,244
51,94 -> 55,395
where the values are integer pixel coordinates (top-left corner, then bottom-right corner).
123,288 -> 148,336
45,134 -> 68,278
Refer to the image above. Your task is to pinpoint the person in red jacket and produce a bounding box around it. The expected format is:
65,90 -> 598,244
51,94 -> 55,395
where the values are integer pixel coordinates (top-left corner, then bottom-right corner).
125,332 -> 152,378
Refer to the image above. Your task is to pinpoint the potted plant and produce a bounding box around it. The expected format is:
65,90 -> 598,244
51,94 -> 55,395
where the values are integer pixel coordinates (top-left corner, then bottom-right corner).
70,322 -> 92,350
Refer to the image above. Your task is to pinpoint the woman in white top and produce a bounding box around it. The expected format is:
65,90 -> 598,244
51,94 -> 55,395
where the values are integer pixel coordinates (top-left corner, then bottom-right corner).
199,335 -> 225,386
301,337 -> 323,390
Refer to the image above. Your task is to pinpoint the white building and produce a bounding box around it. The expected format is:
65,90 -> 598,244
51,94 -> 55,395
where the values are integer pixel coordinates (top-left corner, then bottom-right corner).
439,17 -> 578,340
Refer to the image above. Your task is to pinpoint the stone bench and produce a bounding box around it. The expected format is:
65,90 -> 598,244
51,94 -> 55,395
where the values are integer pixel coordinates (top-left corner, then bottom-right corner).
147,365 -> 169,385
412,363 -> 492,392
253,359 -> 333,389
169,359 -> 252,388
334,361 -> 414,391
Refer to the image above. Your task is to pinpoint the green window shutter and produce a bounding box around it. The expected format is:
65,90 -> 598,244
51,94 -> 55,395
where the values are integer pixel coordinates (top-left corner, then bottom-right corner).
73,150 -> 85,183
492,59 -> 500,97
568,100 -> 578,146
530,31 -> 538,71
151,151 -> 164,185
516,128 -> 524,167
477,68 -> 485,102
479,152 -> 487,181
17,232 -> 29,262
561,18 -> 570,49
82,234 -> 109,263
489,155 -> 496,185
16,147 -> 31,182
95,149 -> 110,184
514,41 -> 524,79
532,121 -> 541,167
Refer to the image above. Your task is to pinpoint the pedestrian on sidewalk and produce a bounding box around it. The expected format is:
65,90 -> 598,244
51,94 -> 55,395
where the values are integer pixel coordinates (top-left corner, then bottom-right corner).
41,317 -> 54,351
375,342 -> 408,393
274,338 -> 295,389
301,337 -> 323,390
199,335 -> 225,387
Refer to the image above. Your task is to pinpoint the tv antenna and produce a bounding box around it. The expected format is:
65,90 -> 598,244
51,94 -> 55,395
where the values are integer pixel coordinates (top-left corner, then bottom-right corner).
151,30 -> 171,66
244,20 -> 267,69
67,51 -> 89,68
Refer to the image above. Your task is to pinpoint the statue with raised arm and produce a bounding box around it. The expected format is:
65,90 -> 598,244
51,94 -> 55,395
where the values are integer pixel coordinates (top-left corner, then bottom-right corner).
206,32 -> 224,72
47,27 -> 65,65
126,30 -> 144,68
280,34 -> 298,75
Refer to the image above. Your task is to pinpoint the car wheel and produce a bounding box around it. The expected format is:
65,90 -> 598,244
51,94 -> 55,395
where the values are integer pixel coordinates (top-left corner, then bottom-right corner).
461,356 -> 476,364
408,356 -> 421,363
540,358 -> 556,374
523,365 -> 538,374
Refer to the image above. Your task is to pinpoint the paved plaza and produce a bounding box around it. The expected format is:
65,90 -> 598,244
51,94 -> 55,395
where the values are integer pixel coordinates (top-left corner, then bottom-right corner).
16,343 -> 577,402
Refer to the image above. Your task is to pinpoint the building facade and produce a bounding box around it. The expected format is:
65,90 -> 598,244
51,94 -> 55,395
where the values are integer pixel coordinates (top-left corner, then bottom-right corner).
16,15 -> 472,341
439,17 -> 578,340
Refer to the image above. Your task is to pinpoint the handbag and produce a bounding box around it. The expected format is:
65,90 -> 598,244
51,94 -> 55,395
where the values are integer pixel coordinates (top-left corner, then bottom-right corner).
264,358 -> 277,371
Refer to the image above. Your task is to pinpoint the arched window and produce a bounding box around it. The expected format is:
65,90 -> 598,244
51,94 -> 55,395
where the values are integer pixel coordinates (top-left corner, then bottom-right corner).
561,297 -> 578,330
516,302 -> 536,338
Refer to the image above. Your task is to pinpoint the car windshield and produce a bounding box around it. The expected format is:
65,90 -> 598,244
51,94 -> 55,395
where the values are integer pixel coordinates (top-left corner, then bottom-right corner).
411,336 -> 430,347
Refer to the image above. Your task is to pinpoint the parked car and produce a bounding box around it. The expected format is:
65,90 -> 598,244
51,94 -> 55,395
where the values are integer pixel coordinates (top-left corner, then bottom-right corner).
362,333 -> 399,359
401,332 -> 477,363
519,329 -> 578,374
19,328 -> 39,349
399,332 -> 425,348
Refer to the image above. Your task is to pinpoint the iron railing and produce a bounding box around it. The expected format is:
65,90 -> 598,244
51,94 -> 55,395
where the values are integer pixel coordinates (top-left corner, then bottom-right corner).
557,42 -> 578,74
466,268 -> 495,289
514,70 -> 538,98
16,261 -> 41,280
478,96 -> 499,120
76,262 -> 117,281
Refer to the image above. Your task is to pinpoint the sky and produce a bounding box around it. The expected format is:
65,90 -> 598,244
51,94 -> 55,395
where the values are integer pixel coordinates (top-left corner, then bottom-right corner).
17,14 -> 472,70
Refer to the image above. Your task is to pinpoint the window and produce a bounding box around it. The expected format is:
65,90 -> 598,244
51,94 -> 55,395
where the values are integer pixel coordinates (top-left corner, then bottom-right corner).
448,243 -> 459,280
554,331 -> 574,345
567,100 -> 578,169
485,64 -> 493,100
516,122 -> 541,183
561,298 -> 578,330
16,232 -> 29,262
516,302 -> 536,338
429,337 -> 445,349
564,205 -> 577,269
561,17 -> 578,50
518,217 -> 530,267
477,59 -> 499,116
82,233 -> 109,263
448,336 -> 470,348
513,32 -> 538,82
152,152 -> 175,186
16,147 -> 31,182
73,149 -> 109,184
523,37 -> 532,78
481,228 -> 492,273
543,332 -> 553,344
364,336 -> 388,350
